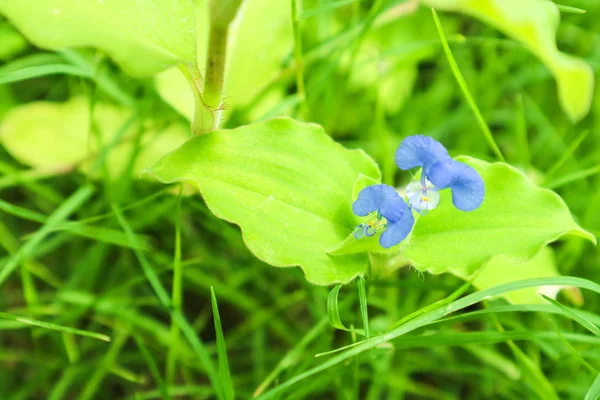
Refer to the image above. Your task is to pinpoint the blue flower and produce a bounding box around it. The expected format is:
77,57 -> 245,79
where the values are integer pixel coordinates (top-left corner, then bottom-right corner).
352,184 -> 415,248
395,135 -> 484,213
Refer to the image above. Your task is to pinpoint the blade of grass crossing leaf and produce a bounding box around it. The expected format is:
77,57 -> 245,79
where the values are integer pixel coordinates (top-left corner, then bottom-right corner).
431,8 -> 505,161
0,185 -> 94,287
542,294 -> 600,336
0,311 -> 110,342
111,203 -> 225,400
357,277 -> 369,339
211,287 -> 235,400
256,277 -> 600,399
167,186 -> 183,385
586,373 -> 600,400
390,271 -> 479,330
133,334 -> 171,400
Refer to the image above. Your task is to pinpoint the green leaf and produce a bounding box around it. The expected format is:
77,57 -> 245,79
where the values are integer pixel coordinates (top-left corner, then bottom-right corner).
146,118 -> 381,285
0,22 -> 27,60
472,247 -> 559,304
423,0 -> 594,121
327,284 -> 349,330
0,0 -> 198,77
403,157 -> 595,275
0,98 -> 189,180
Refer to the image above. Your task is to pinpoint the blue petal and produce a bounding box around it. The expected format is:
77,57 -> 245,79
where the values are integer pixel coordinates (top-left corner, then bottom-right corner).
428,160 -> 485,211
379,208 -> 415,248
395,135 -> 451,176
352,184 -> 405,223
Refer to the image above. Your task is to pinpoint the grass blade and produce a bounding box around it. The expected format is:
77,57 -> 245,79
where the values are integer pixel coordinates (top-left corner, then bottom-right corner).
357,277 -> 369,340
0,185 -> 94,287
542,294 -> 600,336
0,311 -> 110,342
167,186 -> 183,384
256,276 -> 600,399
133,334 -> 171,400
586,373 -> 600,400
211,287 -> 235,400
111,203 -> 224,400
431,7 -> 505,161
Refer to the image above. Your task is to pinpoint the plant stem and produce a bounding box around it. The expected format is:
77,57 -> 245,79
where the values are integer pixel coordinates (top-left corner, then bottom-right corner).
291,0 -> 308,118
191,0 -> 242,135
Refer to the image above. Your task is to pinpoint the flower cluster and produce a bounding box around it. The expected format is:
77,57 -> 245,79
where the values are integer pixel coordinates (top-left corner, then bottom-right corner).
353,135 -> 485,248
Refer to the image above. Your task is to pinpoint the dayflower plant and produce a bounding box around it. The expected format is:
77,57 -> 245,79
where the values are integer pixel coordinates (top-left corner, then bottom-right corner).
352,135 -> 485,248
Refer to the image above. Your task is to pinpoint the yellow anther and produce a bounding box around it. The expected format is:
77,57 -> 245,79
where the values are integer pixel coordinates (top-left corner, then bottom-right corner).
421,196 -> 429,202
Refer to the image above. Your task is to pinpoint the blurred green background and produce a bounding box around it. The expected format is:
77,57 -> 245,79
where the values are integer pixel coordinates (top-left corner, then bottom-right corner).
1,0 -> 600,399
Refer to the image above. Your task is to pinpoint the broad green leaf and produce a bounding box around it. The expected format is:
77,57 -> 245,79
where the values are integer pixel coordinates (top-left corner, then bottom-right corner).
0,98 -> 189,179
332,157 -> 594,278
472,247 -> 559,305
0,0 -> 199,77
404,157 -> 595,275
155,0 -> 292,120
146,118 -> 381,285
423,0 -> 594,121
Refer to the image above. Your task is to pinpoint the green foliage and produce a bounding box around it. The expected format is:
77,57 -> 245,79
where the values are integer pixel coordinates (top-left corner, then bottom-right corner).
147,117 -> 380,284
423,0 -> 594,121
0,97 -> 189,180
0,0 -> 198,77
404,157 -> 595,274
334,157 -> 594,280
0,1 -> 599,399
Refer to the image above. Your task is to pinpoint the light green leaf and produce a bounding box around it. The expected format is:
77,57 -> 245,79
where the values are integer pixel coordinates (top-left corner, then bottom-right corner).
146,118 -> 381,285
404,157 -> 595,275
423,0 -> 594,121
0,0 -> 199,77
155,67 -> 195,121
0,98 -> 189,179
472,246 -> 559,305
0,22 -> 27,60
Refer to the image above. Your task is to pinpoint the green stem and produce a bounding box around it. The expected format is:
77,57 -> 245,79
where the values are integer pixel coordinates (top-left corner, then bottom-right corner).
190,0 -> 242,135
166,186 -> 183,385
291,0 -> 308,118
